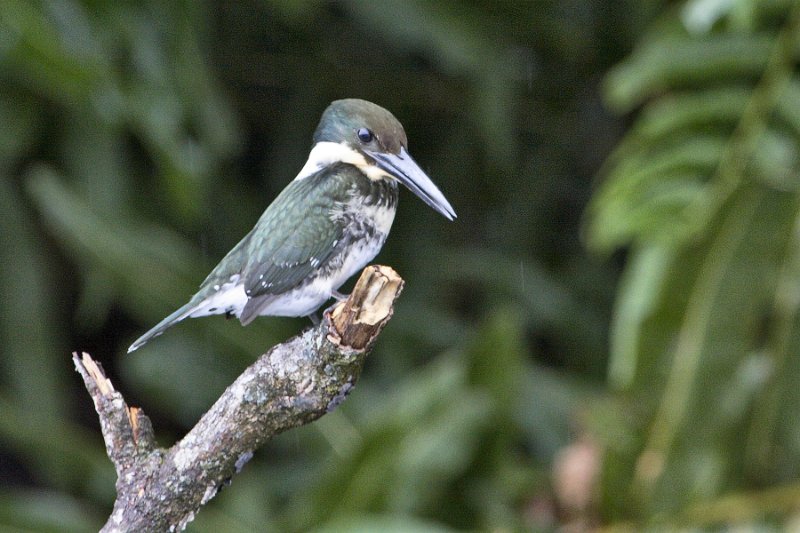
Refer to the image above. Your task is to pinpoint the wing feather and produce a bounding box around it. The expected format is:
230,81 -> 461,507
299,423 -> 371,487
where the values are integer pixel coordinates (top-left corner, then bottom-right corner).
241,165 -> 352,298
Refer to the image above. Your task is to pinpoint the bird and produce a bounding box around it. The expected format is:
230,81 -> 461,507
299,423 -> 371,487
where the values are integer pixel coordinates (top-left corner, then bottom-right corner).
128,99 -> 456,353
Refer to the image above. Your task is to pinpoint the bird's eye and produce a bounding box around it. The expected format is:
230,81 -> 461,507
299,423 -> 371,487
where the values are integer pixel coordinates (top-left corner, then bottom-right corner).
357,128 -> 374,143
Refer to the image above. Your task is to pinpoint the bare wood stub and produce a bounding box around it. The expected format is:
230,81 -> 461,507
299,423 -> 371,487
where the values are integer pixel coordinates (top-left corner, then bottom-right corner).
328,265 -> 404,350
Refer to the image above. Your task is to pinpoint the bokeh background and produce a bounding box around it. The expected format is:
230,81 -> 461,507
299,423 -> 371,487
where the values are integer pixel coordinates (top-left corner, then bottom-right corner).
3,0 -> 800,531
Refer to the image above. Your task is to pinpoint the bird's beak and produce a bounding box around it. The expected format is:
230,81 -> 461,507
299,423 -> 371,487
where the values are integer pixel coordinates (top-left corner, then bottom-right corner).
366,146 -> 456,220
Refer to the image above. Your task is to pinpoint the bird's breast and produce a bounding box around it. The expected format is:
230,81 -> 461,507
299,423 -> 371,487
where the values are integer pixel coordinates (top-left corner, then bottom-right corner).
250,202 -> 396,318
323,191 -> 398,287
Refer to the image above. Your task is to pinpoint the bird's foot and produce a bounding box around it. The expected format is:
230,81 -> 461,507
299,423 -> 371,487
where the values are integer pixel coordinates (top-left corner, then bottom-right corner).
305,292 -> 348,327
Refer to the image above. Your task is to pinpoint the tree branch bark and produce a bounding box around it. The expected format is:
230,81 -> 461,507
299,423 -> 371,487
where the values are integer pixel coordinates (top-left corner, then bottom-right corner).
74,265 -> 404,532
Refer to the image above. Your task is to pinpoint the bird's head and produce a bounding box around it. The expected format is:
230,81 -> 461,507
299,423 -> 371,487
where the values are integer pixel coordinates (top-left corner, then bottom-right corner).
305,99 -> 456,221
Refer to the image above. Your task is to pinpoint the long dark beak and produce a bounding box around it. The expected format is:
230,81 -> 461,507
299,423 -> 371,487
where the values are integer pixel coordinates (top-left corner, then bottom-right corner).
366,146 -> 456,221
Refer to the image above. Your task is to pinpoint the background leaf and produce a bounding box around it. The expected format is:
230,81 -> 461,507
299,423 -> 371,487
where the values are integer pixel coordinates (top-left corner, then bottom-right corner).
587,0 -> 800,526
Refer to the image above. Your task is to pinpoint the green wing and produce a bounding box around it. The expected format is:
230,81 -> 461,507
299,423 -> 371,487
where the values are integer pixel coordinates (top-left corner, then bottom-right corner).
240,166 -> 351,297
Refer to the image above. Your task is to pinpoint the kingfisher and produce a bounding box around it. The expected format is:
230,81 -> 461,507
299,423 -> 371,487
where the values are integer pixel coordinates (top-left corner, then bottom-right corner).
128,99 -> 456,353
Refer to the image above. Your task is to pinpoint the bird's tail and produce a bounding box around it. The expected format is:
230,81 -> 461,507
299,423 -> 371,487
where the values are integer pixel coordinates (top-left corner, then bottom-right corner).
127,302 -> 196,353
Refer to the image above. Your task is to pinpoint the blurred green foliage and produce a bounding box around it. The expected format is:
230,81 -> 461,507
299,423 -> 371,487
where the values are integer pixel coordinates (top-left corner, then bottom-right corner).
587,0 -> 800,528
5,0 -> 800,531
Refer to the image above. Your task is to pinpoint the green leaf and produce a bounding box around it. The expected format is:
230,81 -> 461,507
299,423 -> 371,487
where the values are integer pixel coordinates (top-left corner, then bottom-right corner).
605,34 -> 772,113
591,2 -> 800,524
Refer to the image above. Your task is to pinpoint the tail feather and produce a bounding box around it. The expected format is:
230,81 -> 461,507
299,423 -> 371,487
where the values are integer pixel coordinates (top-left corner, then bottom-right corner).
127,302 -> 196,353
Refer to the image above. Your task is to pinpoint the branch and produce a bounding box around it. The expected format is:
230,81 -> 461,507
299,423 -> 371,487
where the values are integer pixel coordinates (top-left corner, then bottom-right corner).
75,265 -> 404,532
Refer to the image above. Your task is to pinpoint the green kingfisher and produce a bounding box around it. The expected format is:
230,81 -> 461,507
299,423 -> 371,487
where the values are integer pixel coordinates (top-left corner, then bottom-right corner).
128,99 -> 456,353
